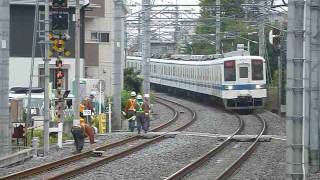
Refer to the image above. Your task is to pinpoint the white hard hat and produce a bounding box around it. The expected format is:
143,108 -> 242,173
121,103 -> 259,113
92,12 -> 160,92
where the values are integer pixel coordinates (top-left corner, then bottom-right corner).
144,94 -> 150,98
137,95 -> 143,100
130,91 -> 136,97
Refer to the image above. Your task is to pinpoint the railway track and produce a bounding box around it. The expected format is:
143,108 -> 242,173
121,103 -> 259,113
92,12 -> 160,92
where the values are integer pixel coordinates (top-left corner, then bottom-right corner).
0,97 -> 196,180
165,113 -> 266,180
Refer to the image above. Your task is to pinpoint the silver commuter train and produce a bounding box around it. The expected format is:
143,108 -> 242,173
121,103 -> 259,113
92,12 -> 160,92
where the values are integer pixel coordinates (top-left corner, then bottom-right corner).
126,55 -> 267,109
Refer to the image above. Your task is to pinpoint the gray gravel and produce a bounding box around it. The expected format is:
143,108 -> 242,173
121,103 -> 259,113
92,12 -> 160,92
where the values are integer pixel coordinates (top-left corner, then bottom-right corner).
237,114 -> 263,135
156,93 -> 240,135
183,142 -> 252,180
230,140 -> 286,180
72,135 -> 221,180
229,111 -> 286,180
0,101 -> 175,178
0,134 -> 135,177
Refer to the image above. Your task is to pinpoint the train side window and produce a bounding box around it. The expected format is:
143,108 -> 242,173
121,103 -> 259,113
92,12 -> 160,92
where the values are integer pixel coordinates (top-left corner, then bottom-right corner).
252,60 -> 263,80
224,60 -> 236,81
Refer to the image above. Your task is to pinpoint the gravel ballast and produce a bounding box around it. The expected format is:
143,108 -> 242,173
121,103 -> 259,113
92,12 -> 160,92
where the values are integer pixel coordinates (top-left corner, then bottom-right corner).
72,135 -> 221,180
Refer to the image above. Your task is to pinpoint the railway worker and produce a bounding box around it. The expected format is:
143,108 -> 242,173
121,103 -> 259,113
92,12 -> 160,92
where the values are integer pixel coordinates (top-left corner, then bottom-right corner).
71,105 -> 96,154
124,91 -> 137,132
135,95 -> 145,134
71,104 -> 86,154
80,117 -> 96,151
142,94 -> 151,133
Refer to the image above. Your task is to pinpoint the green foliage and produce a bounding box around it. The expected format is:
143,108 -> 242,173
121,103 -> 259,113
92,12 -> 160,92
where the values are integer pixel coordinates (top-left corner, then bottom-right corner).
25,129 -> 72,146
121,90 -> 131,110
193,0 -> 258,54
124,67 -> 143,93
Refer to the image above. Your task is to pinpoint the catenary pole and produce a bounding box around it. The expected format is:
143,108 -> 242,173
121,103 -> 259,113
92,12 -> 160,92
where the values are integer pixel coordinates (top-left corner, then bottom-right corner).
0,0 -> 11,158
74,0 -> 81,127
27,0 -> 40,141
286,0 -> 305,179
258,2 -> 265,57
112,0 -> 123,130
142,0 -> 151,95
308,0 -> 320,171
215,0 -> 221,54
42,0 -> 51,156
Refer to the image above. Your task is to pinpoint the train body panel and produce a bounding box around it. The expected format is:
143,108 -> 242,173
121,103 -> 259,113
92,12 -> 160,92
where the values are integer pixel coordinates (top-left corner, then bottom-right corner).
127,55 -> 267,109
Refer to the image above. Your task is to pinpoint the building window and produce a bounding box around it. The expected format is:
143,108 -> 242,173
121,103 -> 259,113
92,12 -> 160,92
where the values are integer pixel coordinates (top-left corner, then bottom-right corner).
91,32 -> 110,43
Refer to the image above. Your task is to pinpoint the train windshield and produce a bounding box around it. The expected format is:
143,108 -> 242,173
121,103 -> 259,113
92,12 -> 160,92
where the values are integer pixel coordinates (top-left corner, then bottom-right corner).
224,60 -> 236,81
252,59 -> 263,80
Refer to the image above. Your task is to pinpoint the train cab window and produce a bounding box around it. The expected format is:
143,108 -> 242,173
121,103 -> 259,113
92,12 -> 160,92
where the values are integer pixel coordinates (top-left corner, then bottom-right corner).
239,67 -> 248,78
252,60 -> 263,80
224,60 -> 236,81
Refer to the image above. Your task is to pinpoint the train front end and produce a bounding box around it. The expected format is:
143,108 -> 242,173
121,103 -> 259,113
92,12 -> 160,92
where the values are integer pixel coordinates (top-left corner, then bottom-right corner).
221,57 -> 267,109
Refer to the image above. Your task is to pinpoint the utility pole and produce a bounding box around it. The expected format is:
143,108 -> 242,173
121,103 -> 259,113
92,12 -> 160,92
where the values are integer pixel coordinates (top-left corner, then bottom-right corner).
307,0 -> 320,172
286,0 -> 306,179
215,0 -> 221,54
0,0 -> 11,158
43,0 -> 51,156
142,0 -> 151,95
258,2 -> 265,57
138,13 -> 142,52
174,0 -> 179,53
74,0 -> 81,127
112,0 -> 123,130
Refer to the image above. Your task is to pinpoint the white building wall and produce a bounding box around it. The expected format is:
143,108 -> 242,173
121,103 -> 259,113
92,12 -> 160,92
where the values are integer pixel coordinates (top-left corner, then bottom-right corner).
9,57 -> 84,90
85,0 -> 115,97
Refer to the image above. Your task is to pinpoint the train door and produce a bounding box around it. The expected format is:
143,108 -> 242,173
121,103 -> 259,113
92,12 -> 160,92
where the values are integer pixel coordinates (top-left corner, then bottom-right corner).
238,63 -> 250,83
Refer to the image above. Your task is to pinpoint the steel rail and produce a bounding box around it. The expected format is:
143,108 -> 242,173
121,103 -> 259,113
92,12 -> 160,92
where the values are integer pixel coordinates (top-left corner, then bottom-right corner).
165,112 -> 244,180
215,114 -> 267,180
1,96 -> 195,180
0,98 -> 178,180
47,97 -> 197,180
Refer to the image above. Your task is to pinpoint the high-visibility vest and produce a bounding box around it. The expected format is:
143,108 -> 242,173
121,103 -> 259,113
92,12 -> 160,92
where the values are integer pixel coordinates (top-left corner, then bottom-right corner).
136,101 -> 144,113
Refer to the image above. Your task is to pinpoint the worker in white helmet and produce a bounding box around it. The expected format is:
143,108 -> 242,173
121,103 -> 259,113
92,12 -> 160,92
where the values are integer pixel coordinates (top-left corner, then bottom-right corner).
124,91 -> 137,132
143,94 -> 151,132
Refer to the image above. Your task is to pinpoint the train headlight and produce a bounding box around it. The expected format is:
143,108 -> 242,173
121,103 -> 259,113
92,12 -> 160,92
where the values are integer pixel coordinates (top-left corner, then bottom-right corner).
224,85 -> 233,90
256,84 -> 266,89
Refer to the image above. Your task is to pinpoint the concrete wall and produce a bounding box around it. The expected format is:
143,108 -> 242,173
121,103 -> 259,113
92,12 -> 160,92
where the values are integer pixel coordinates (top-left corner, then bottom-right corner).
9,57 -> 84,90
84,0 -> 114,97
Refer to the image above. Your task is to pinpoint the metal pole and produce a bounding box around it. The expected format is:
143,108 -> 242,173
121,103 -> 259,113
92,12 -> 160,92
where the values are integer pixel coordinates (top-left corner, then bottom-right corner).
112,0 -> 123,130
286,0 -> 305,179
247,41 -> 250,54
174,0 -> 179,53
27,0 -> 40,135
308,0 -> 320,171
74,0 -> 81,126
215,0 -> 221,54
258,4 -> 265,57
99,81 -> 102,115
278,55 -> 282,117
142,0 -> 151,95
43,0 -> 51,156
0,0 -> 10,158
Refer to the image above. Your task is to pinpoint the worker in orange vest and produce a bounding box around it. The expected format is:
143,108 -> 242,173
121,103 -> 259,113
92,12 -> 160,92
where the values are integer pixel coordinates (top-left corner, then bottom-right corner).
124,91 -> 137,132
71,103 -> 95,154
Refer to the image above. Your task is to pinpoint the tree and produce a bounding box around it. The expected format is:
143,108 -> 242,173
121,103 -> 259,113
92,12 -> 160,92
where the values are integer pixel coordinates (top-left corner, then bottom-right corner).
123,67 -> 143,93
191,0 -> 259,54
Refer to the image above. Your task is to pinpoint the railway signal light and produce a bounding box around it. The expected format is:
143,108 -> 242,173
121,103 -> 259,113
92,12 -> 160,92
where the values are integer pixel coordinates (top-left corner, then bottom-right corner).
56,59 -> 63,68
52,0 -> 68,8
52,13 -> 69,30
